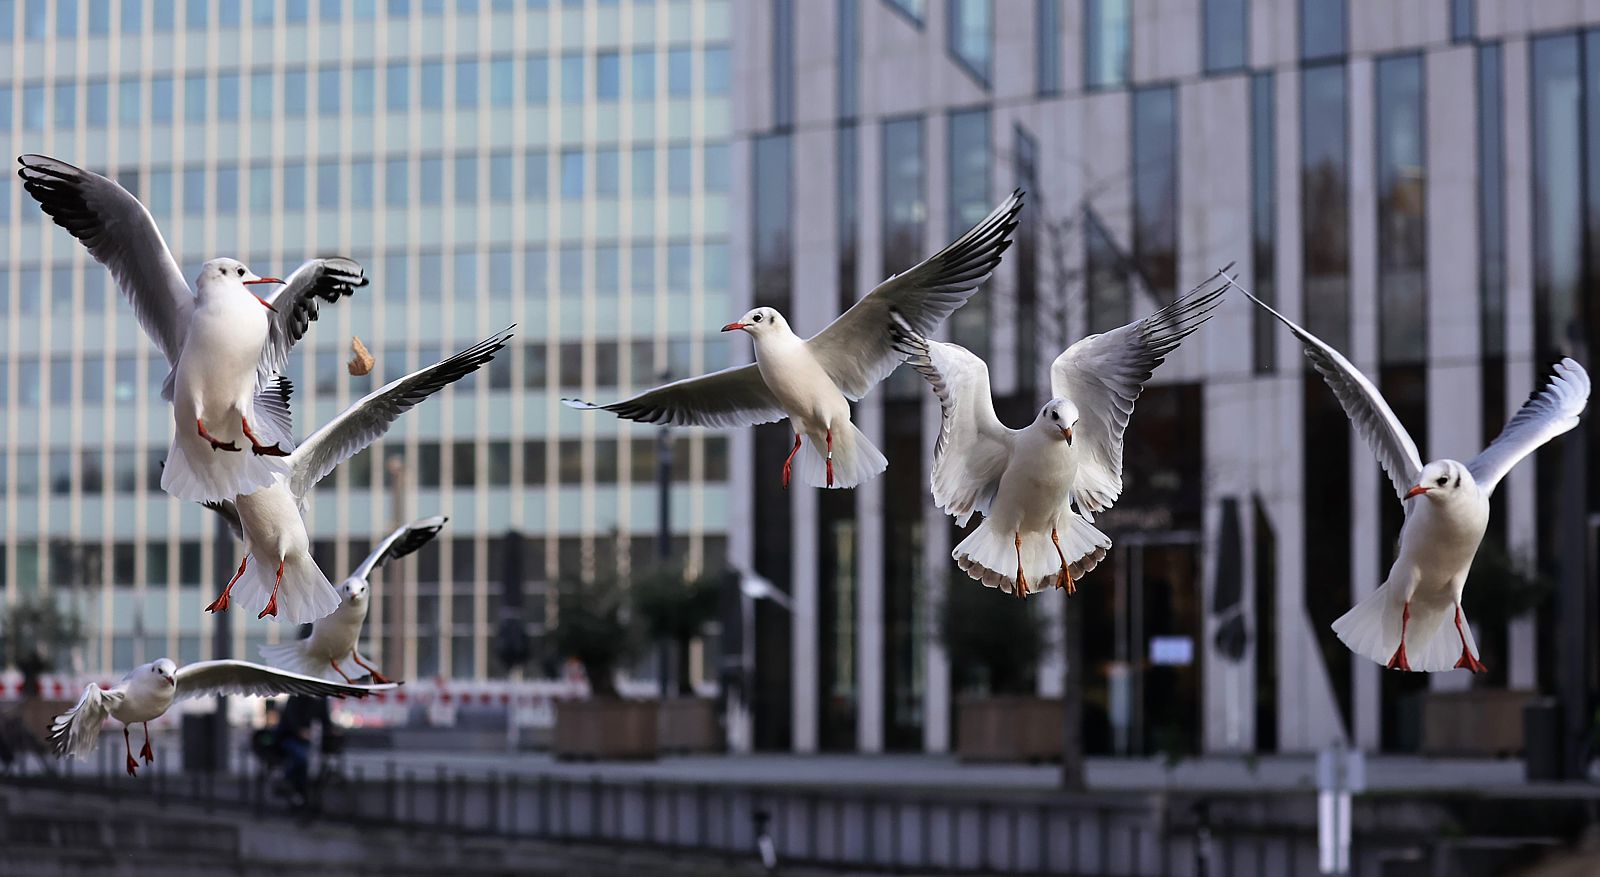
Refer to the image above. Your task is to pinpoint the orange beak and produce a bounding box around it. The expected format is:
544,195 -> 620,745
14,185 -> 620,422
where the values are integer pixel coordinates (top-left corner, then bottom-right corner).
1405,485 -> 1430,500
1060,427 -> 1073,444
243,277 -> 283,285
721,322 -> 748,333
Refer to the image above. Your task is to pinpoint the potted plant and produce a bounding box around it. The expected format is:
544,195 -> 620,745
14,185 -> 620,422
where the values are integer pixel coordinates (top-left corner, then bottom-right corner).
940,576 -> 1057,762
550,573 -> 657,760
634,565 -> 725,752
1,594 -> 85,741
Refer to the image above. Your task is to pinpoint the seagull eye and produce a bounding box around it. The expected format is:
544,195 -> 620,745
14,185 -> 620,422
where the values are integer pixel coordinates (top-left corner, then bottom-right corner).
1050,412 -> 1058,421
236,267 -> 244,276
1436,476 -> 1448,487
753,313 -> 763,323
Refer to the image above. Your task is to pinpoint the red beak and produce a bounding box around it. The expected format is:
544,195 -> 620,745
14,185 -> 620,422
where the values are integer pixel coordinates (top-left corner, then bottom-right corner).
243,277 -> 283,285
721,322 -> 748,333
1405,485 -> 1430,500
254,296 -> 277,312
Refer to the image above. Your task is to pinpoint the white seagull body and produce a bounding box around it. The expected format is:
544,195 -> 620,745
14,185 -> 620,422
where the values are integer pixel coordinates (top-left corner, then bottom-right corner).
1229,273 -> 1590,672
891,271 -> 1228,596
202,331 -> 512,624
49,657 -> 389,776
259,516 -> 448,684
17,154 -> 368,503
565,190 -> 1025,489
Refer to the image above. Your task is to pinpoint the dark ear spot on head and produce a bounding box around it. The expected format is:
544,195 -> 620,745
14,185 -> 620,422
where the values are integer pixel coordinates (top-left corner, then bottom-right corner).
1453,470 -> 1461,490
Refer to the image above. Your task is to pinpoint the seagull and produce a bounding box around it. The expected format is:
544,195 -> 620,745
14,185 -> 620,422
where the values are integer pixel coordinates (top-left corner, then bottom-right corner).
889,269 -> 1229,597
1226,272 -> 1590,672
564,190 -> 1025,489
258,516 -> 448,684
199,329 -> 512,623
49,657 -> 389,777
16,154 -> 368,503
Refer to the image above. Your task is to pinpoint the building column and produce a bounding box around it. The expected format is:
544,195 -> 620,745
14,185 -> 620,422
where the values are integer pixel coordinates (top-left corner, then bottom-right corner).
855,121 -> 886,753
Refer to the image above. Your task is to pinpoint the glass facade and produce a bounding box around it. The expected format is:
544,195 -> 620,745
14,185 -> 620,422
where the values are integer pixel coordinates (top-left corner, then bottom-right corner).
1250,71 -> 1276,374
1084,0 -> 1128,90
0,0 -> 735,680
1132,86 -> 1177,302
1203,0 -> 1247,74
946,0 -> 991,83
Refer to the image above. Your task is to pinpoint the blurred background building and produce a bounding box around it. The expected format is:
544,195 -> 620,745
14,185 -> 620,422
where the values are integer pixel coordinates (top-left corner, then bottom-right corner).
730,0 -> 1600,757
0,0 -> 734,681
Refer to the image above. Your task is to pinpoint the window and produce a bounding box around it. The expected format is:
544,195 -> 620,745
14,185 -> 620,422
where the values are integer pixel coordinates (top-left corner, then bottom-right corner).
489,151 -> 513,201
947,109 -> 990,353
251,70 -> 273,119
352,64 -> 375,113
1299,0 -> 1345,62
754,134 -> 793,310
488,247 -> 512,296
524,250 -> 547,298
215,72 -> 238,120
1450,0 -> 1474,43
667,48 -> 692,96
386,156 -> 409,204
632,147 -> 654,195
561,150 -> 583,199
183,167 -> 205,214
524,150 -> 548,199
490,58 -> 514,106
1250,72 -> 1275,374
283,69 -> 307,117
122,0 -> 142,33
90,0 -> 112,34
420,156 -> 443,204
1478,45 -> 1505,362
351,159 -> 374,207
705,46 -> 730,95
118,78 -> 142,125
250,164 -> 272,210
387,61 -> 410,110
667,144 -> 691,194
87,80 -> 109,126
1301,63 -> 1349,349
526,56 -> 548,103
1131,87 -> 1177,302
631,50 -> 655,98
1036,0 -> 1059,95
320,0 -> 341,20
1084,0 -> 1129,89
147,169 -> 173,216
150,75 -> 173,123
667,244 -> 690,290
560,246 -> 582,295
217,0 -> 237,24
595,246 -> 620,295
217,166 -> 239,212
597,52 -> 620,99
153,0 -> 173,29
454,155 -> 477,203
1375,55 -> 1425,366
318,66 -> 340,116
58,0 -> 78,35
282,162 -> 306,211
251,0 -> 272,23
704,144 -> 729,192
885,0 -> 922,23
560,53 -> 583,103
596,148 -> 619,195
184,73 -> 206,123
317,159 -> 340,209
456,59 -> 479,108
23,83 -> 44,131
1083,208 -> 1127,333
421,61 -> 444,109
1203,0 -> 1247,73
453,251 -> 476,294
947,0 -> 991,83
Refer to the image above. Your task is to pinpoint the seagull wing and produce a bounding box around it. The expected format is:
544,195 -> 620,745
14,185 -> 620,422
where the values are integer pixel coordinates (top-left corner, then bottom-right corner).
354,516 -> 449,580
889,310 -> 1014,527
258,257 -> 370,388
286,329 -> 513,500
1468,358 -> 1591,495
1223,271 -> 1424,503
174,660 -> 393,700
805,190 -> 1024,400
49,683 -> 127,758
17,154 -> 193,368
562,363 -> 786,428
200,498 -> 246,542
1051,270 -> 1228,517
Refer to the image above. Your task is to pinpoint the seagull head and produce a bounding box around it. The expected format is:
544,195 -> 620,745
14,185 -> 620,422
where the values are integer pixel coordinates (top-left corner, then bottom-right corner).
721,307 -> 789,338
149,658 -> 177,687
339,576 -> 370,606
198,258 -> 284,309
1040,397 -> 1078,444
1406,460 -> 1468,502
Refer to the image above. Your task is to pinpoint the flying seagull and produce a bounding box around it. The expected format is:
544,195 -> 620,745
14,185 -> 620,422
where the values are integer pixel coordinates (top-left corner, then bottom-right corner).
1225,271 -> 1590,672
49,658 -> 389,777
259,516 -> 448,684
17,154 -> 368,503
200,330 -> 512,623
564,190 -> 1025,489
890,269 -> 1229,596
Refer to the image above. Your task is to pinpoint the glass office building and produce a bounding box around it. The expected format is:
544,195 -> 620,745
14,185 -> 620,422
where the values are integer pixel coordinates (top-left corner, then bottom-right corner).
0,0 -> 733,681
734,0 -> 1600,754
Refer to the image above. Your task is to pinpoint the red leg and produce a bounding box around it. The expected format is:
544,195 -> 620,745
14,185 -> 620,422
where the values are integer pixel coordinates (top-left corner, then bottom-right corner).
123,727 -> 138,777
241,417 -> 290,457
206,555 -> 249,613
258,561 -> 285,619
329,659 -> 355,684
781,435 -> 802,489
196,418 -> 240,452
140,722 -> 154,764
1051,528 -> 1077,596
825,430 -> 835,488
350,652 -> 394,685
1453,605 -> 1488,673
1386,601 -> 1413,671
1013,532 -> 1029,598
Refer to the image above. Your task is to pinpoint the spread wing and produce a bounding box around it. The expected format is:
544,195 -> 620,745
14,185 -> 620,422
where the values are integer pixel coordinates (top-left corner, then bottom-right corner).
889,310 -> 1014,527
287,329 -> 513,500
49,683 -> 127,758
355,516 -> 449,580
258,257 -> 370,388
562,363 -> 786,428
1051,269 -> 1228,517
1469,358 -> 1591,495
805,190 -> 1024,399
1223,270 -> 1424,503
174,660 -> 393,700
17,154 -> 193,367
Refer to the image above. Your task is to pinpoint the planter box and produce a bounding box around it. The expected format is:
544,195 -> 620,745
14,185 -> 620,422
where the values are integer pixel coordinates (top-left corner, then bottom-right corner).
957,695 -> 1063,763
1421,689 -> 1533,757
657,697 -> 721,753
553,698 -> 659,761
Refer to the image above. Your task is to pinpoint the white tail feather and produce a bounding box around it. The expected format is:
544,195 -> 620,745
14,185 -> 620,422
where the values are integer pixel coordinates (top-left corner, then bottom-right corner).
160,434 -> 287,503
1332,582 -> 1478,673
791,421 -> 888,489
953,514 -> 1111,595
230,553 -> 340,625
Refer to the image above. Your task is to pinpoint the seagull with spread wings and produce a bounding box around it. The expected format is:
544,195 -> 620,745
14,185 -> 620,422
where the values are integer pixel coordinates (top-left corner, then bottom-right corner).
1227,272 -> 1590,672
49,658 -> 390,777
200,330 -> 512,624
17,154 -> 368,503
565,191 -> 1024,489
890,270 -> 1229,596
259,516 -> 448,684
